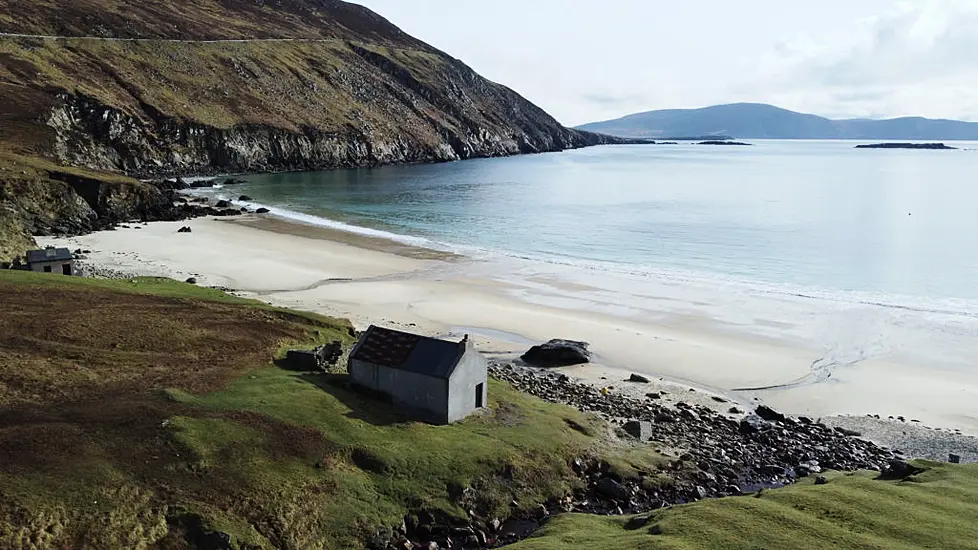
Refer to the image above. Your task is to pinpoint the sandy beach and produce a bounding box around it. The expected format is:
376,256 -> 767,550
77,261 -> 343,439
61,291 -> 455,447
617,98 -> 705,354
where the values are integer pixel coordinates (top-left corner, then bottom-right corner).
38,214 -> 978,442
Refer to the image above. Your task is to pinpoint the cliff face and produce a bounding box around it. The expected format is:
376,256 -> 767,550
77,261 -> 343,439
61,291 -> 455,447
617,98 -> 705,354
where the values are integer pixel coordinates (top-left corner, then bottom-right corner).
0,1 -> 613,177
0,153 -> 183,264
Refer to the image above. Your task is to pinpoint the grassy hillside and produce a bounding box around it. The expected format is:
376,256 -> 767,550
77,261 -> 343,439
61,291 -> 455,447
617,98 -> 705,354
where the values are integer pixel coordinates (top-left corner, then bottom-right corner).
0,271 -> 659,550
511,463 -> 978,550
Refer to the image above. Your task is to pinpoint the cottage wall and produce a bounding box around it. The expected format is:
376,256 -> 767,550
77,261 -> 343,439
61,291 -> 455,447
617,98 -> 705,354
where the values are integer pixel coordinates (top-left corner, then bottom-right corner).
29,261 -> 72,275
349,358 -> 449,423
446,345 -> 489,423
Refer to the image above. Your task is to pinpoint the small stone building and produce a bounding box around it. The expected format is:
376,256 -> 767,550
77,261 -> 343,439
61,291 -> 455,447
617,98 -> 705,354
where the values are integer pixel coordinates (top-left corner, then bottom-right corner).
348,326 -> 488,424
26,248 -> 74,275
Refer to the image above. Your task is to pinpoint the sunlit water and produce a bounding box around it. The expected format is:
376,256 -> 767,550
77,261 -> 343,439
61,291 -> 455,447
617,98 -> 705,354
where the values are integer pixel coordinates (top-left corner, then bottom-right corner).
211,141 -> 978,371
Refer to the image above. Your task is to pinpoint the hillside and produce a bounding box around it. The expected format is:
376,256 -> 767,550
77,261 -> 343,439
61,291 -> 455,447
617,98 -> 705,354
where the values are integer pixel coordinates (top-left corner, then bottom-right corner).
0,0 -> 612,175
0,271 -> 667,550
512,463 -> 978,550
577,103 -> 978,140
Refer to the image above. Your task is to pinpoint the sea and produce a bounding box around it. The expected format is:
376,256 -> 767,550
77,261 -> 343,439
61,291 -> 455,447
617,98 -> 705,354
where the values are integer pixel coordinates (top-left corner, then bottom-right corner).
212,140 -> 978,371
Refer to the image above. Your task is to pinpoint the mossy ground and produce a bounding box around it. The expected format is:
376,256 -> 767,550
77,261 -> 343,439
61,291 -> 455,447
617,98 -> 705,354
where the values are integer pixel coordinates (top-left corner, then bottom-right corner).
0,271 -> 654,549
510,463 -> 978,550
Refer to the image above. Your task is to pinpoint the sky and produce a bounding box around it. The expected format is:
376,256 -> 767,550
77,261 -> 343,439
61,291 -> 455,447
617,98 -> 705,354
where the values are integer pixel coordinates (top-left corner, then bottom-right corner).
354,0 -> 978,126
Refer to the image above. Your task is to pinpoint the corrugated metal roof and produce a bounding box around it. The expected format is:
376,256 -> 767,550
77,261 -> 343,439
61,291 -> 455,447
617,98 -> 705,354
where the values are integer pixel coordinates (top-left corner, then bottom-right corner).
26,248 -> 73,263
352,325 -> 465,379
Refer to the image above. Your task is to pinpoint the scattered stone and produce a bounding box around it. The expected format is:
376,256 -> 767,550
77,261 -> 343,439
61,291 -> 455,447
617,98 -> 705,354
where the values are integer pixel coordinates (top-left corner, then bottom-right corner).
177,226 -> 192,233
184,277 -> 197,284
256,207 -> 271,214
646,392 -> 661,400
238,195 -> 254,201
520,339 -> 591,367
595,478 -> 630,501
754,405 -> 786,423
728,406 -> 742,414
215,200 -> 232,208
628,373 -> 651,383
814,476 -> 829,485
711,396 -> 728,403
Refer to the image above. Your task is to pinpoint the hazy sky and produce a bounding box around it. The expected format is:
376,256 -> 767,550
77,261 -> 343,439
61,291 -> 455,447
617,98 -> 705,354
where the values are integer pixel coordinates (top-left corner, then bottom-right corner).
354,1 -> 978,126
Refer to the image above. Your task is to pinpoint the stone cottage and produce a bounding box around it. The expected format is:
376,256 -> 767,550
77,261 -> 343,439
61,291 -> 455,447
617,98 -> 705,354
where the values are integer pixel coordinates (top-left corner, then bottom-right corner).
25,248 -> 74,275
348,326 -> 488,424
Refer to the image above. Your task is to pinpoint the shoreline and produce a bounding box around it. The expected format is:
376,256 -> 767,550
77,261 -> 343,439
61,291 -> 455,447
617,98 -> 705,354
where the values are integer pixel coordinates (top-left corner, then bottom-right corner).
36,212 -> 978,454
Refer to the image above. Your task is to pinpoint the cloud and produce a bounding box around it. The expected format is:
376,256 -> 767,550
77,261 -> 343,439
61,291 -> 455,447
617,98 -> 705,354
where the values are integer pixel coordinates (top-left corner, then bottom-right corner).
745,0 -> 978,120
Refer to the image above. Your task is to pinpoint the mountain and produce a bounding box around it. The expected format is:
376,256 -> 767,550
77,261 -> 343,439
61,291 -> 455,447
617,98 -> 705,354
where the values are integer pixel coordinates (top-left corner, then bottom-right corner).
577,103 -> 978,140
0,0 -> 618,263
0,0 -> 618,176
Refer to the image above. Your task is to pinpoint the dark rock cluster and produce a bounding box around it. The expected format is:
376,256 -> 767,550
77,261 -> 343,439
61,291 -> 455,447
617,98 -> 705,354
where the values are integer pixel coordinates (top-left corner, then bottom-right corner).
491,362 -> 893,491
374,362 -> 896,549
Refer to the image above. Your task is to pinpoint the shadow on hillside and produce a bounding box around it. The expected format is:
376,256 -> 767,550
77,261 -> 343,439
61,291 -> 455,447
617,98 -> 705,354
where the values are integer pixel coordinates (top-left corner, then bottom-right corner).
295,372 -> 429,427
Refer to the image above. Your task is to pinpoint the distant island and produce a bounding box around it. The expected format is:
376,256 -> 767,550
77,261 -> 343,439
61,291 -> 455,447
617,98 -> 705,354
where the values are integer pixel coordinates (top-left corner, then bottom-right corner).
577,103 -> 978,140
855,143 -> 957,150
699,140 -> 752,146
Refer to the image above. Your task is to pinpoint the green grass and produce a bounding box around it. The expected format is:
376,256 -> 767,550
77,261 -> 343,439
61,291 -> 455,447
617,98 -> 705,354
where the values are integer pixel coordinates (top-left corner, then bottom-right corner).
511,464 -> 978,550
0,271 -> 659,549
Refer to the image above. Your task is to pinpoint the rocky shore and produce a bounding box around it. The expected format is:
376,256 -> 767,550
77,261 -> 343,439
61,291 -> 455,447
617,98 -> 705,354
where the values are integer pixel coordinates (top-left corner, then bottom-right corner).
376,361 -> 903,550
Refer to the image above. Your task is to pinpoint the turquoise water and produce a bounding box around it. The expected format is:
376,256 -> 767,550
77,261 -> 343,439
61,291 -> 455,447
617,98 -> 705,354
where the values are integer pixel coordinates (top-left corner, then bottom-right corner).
236,140 -> 978,302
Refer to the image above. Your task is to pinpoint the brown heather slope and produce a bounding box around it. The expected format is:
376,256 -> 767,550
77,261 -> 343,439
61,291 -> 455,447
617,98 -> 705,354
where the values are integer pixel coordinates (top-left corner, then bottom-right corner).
0,0 -> 615,175
0,0 -> 431,44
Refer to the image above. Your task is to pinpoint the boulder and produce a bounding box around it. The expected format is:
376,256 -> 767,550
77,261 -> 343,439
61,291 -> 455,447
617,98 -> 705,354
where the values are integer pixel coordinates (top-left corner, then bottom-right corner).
520,339 -> 591,367
628,373 -> 651,383
879,459 -> 925,480
189,179 -> 216,189
739,415 -> 770,434
223,178 -> 246,185
814,475 -> 829,485
594,477 -> 630,501
185,277 -> 197,284
622,420 -> 652,441
754,405 -> 786,422
177,226 -> 192,233
215,200 -> 232,208
256,207 -> 271,214
238,195 -> 254,201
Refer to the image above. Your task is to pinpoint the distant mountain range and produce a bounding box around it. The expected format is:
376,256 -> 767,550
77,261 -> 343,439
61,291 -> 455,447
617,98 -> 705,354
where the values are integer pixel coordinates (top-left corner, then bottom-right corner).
576,103 -> 978,140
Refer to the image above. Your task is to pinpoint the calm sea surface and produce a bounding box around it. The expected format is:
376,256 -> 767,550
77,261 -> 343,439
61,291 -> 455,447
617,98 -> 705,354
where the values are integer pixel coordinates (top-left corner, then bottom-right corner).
225,141 -> 978,367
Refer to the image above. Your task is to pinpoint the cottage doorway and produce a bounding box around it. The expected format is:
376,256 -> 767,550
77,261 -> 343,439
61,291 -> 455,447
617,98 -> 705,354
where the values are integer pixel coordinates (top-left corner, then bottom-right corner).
475,383 -> 484,408
62,264 -> 71,275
